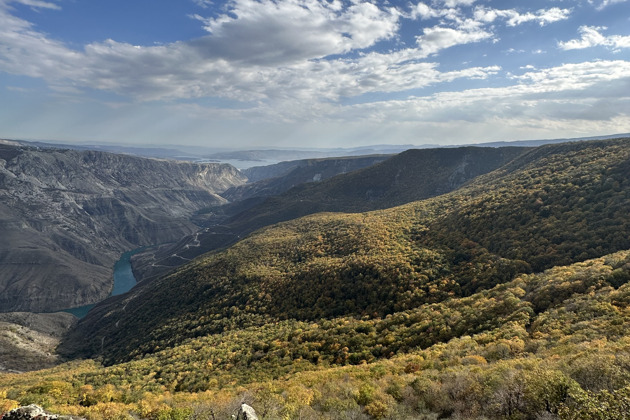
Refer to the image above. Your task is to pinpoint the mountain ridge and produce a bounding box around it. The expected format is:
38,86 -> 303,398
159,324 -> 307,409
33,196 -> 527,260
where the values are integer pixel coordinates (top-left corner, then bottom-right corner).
131,146 -> 528,282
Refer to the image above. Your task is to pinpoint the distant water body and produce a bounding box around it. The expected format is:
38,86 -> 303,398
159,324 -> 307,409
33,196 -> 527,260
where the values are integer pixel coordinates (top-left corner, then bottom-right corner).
199,158 -> 280,170
63,248 -> 143,318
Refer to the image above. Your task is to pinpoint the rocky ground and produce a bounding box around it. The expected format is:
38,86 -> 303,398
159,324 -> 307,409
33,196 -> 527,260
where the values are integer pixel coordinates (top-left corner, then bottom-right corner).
2,404 -> 83,419
0,312 -> 76,373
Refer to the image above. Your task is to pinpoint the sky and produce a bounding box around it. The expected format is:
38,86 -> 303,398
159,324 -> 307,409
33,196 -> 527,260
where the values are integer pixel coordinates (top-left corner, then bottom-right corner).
0,0 -> 629,149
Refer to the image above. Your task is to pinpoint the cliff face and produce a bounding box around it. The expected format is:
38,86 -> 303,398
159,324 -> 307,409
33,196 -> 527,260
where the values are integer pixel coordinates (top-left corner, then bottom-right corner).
0,144 -> 246,312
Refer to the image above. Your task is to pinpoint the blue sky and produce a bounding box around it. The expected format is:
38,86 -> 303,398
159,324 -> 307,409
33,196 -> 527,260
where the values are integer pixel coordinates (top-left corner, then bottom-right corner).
0,0 -> 629,148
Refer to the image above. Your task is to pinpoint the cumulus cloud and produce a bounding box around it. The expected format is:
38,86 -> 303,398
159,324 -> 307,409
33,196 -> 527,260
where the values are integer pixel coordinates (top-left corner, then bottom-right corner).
411,3 -> 472,25
416,26 -> 493,56
442,0 -> 477,7
191,0 -> 400,65
558,26 -> 630,51
411,3 -> 439,20
191,0 -> 213,8
410,5 -> 571,55
512,60 -> 630,92
0,0 -> 623,146
0,0 -> 503,105
250,59 -> 630,143
0,6 -> 80,82
329,60 -> 630,141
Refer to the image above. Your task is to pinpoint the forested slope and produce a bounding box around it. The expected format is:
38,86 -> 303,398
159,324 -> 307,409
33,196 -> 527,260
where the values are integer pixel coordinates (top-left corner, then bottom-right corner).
226,146 -> 528,231
61,138 -> 630,365
222,154 -> 391,202
4,249 -> 630,419
2,138 -> 630,420
132,146 -> 527,281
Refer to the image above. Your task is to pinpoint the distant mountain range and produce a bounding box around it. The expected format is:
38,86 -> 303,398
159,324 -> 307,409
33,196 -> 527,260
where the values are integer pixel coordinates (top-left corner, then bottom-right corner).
3,132 -> 628,167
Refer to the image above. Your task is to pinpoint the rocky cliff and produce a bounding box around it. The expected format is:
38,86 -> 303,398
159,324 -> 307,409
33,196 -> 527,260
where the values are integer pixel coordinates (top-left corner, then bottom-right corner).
0,144 -> 246,312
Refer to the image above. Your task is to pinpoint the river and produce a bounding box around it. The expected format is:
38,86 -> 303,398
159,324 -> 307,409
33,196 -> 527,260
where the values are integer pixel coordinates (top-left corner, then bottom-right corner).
63,248 -> 142,318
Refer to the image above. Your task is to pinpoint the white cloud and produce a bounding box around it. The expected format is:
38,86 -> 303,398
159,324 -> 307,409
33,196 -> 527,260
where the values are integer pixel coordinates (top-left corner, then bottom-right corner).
0,7 -> 80,81
559,26 -> 630,51
589,0 -> 628,10
408,2 -> 468,23
288,60 -> 630,134
411,3 -> 439,20
442,0 -> 476,7
512,60 -> 630,91
193,0 -> 400,65
323,60 -> 630,144
0,0 -> 626,146
474,7 -> 571,27
0,0 -> 501,108
416,26 -> 493,56
0,0 -> 60,10
191,0 -> 213,8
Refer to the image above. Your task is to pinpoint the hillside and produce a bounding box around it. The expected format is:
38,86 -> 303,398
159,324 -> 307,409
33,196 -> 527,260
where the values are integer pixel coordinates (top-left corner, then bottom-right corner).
205,145 -> 413,165
223,154 -> 391,202
62,139 -> 630,365
188,154 -> 392,228
132,146 -> 527,281
0,312 -> 76,373
1,138 -> 629,420
4,250 -> 630,419
0,144 -> 246,312
226,146 -> 528,230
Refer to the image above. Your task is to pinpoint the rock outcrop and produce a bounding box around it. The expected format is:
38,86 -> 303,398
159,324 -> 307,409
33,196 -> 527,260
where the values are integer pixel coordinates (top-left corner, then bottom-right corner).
2,404 -> 82,420
0,144 -> 246,312
235,403 -> 258,420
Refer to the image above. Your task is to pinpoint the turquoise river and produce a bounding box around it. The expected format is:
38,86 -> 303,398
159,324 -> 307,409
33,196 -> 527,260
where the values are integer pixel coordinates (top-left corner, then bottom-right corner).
63,248 -> 143,318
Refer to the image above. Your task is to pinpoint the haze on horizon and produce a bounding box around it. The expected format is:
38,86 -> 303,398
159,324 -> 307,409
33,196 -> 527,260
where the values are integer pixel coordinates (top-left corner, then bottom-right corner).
0,0 -> 629,149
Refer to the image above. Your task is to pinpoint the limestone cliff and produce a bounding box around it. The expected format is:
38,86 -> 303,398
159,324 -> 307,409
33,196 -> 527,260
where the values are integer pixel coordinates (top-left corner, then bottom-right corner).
0,144 -> 246,312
